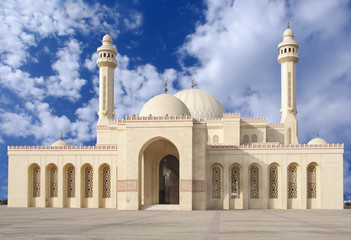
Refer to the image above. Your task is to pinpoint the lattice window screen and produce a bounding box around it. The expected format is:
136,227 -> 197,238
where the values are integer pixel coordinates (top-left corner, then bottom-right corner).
250,166 -> 259,199
212,165 -> 221,199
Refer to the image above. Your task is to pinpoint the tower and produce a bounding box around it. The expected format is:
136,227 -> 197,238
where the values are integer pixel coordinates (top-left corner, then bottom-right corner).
278,26 -> 299,144
96,34 -> 118,125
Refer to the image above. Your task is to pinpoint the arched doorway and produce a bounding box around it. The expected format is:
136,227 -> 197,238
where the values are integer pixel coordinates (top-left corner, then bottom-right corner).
159,155 -> 179,204
139,137 -> 180,208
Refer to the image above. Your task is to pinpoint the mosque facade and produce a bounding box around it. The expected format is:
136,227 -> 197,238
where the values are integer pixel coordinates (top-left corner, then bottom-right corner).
7,28 -> 344,210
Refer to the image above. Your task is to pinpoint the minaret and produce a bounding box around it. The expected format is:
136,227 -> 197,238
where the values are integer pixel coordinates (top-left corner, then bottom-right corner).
278,25 -> 299,144
96,33 -> 117,125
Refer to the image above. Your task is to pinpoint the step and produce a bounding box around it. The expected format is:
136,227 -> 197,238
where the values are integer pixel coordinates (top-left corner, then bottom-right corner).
140,204 -> 180,210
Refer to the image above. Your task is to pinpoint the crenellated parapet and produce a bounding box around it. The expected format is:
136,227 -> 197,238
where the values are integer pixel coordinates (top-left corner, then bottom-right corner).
8,145 -> 118,151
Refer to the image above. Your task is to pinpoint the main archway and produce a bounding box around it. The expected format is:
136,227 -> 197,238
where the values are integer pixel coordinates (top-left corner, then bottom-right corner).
139,137 -> 180,208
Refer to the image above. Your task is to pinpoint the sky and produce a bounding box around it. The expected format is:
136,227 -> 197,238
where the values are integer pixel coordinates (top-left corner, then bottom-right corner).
0,0 -> 350,200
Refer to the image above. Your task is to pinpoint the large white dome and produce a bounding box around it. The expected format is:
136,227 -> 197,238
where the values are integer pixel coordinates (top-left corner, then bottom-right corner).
139,94 -> 191,117
174,89 -> 225,118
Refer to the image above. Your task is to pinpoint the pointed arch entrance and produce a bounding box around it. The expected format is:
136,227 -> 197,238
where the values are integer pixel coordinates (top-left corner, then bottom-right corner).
139,137 -> 180,208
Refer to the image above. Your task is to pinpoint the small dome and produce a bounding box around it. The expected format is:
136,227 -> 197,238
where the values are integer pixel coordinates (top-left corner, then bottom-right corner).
139,94 -> 191,117
307,137 -> 327,145
174,89 -> 225,118
51,140 -> 70,147
283,28 -> 294,38
102,34 -> 113,45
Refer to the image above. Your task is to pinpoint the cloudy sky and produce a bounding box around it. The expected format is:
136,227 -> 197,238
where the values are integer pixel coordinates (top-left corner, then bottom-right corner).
0,0 -> 350,200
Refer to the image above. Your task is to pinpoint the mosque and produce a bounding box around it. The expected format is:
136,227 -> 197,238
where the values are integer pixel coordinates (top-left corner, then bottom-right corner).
7,27 -> 344,210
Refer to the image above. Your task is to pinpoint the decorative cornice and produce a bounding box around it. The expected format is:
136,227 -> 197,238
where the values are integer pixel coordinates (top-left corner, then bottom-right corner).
8,145 -> 118,151
208,143 -> 344,150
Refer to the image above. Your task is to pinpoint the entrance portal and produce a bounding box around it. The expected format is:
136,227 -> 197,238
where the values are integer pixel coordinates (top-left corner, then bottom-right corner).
159,155 -> 179,204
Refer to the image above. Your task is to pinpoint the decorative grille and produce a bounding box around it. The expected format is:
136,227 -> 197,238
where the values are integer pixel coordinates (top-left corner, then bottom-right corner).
50,166 -> 58,198
307,165 -> 317,199
102,166 -> 111,198
231,166 -> 240,199
288,165 -> 297,198
67,166 -> 75,198
212,165 -> 221,199
269,165 -> 278,199
85,166 -> 93,198
250,166 -> 259,199
33,166 -> 40,197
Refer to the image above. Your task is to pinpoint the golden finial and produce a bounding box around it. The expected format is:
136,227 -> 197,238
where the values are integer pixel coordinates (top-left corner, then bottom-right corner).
60,130 -> 63,140
191,77 -> 195,89
287,21 -> 290,29
106,25 -> 109,35
164,77 -> 168,94
316,128 -> 319,137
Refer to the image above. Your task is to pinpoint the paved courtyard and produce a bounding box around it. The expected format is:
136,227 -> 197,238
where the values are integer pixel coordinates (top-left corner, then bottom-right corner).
0,206 -> 350,240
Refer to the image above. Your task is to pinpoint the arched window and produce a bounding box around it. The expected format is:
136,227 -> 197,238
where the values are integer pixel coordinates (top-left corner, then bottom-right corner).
33,165 -> 40,197
67,166 -> 75,198
280,49 -> 283,54
250,165 -> 259,199
100,53 -> 102,58
284,48 -> 287,53
307,165 -> 317,198
243,135 -> 249,143
289,48 -> 291,52
269,165 -> 278,199
112,54 -> 114,58
252,134 -> 257,142
85,166 -> 93,198
213,135 -> 219,144
107,53 -> 110,57
293,48 -> 295,52
103,53 -> 106,57
288,165 -> 297,198
102,166 -> 111,198
231,166 -> 240,199
212,165 -> 222,199
50,165 -> 58,198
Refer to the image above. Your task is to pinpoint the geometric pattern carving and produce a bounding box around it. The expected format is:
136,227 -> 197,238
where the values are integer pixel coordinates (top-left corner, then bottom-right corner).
33,165 -> 40,198
85,166 -> 93,198
269,165 -> 278,199
50,165 -> 58,198
211,165 -> 221,199
102,166 -> 111,198
231,166 -> 240,199
288,165 -> 297,198
250,165 -> 259,199
307,165 -> 317,199
67,166 -> 75,198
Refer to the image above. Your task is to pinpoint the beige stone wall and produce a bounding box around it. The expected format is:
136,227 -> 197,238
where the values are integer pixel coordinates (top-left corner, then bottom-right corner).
8,146 -> 118,209
205,144 -> 344,210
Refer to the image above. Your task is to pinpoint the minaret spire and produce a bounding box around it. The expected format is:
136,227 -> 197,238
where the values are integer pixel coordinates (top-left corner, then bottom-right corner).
96,32 -> 118,125
278,25 -> 299,144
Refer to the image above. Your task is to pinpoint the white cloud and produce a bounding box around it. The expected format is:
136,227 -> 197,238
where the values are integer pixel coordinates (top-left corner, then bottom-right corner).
114,53 -> 179,118
124,12 -> 142,31
47,39 -> 86,100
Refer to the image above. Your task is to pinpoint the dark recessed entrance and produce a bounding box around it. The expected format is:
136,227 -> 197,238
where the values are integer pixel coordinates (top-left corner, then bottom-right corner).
159,155 -> 179,204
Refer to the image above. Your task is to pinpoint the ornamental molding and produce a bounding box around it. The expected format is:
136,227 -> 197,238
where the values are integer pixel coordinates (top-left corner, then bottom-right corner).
8,145 -> 118,151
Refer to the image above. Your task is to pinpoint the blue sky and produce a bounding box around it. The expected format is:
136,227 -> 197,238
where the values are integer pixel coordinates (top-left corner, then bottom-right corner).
0,0 -> 350,200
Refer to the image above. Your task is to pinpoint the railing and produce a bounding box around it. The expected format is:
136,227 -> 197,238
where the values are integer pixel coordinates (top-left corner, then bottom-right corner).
209,143 -> 344,150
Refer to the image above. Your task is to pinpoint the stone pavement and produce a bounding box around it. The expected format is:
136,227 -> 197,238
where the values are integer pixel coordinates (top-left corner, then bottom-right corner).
0,206 -> 350,240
